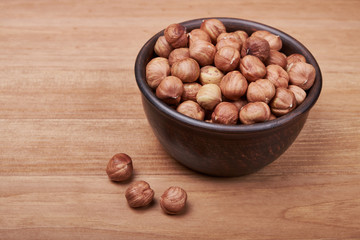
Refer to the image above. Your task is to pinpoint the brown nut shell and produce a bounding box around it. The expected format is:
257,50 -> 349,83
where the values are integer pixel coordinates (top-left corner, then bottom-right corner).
286,53 -> 306,71
287,62 -> 316,90
189,40 -> 217,66
241,36 -> 270,62
154,36 -> 173,58
182,82 -> 202,102
211,102 -> 239,125
239,55 -> 266,82
216,32 -> 242,51
168,48 -> 190,66
106,153 -> 133,182
265,64 -> 289,88
232,98 -> 248,111
239,102 -> 271,125
160,186 -> 187,215
220,71 -> 248,100
125,181 -> 154,208
214,46 -> 240,72
200,19 -> 226,43
288,85 -> 307,105
164,23 -> 188,48
234,30 -> 248,44
156,76 -> 184,105
177,100 -> 205,121
265,50 -> 287,69
145,57 -> 170,89
171,58 -> 200,83
188,29 -> 211,46
246,79 -> 276,104
270,87 -> 296,116
196,83 -> 222,110
251,30 -> 282,51
199,66 -> 224,85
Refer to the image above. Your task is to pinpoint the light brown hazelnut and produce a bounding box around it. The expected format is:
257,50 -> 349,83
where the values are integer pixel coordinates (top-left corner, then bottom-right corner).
251,30 -> 282,51
164,23 -> 188,48
241,36 -> 270,62
234,30 -> 248,44
171,58 -> 200,83
188,29 -> 211,46
246,79 -> 276,104
239,55 -> 266,82
154,36 -> 173,58
199,66 -> 224,85
211,102 -> 239,125
189,40 -> 217,66
168,48 -> 190,66
232,98 -> 248,111
182,82 -> 202,101
286,53 -> 306,71
177,100 -> 205,121
160,186 -> 187,215
145,57 -> 170,89
156,76 -> 183,105
287,62 -> 316,90
270,87 -> 296,116
214,46 -> 240,72
200,19 -> 226,43
239,102 -> 271,125
125,181 -> 154,208
196,83 -> 222,110
288,85 -> 307,105
216,32 -> 242,51
220,71 -> 248,100
265,50 -> 287,69
106,153 -> 133,182
265,64 -> 289,88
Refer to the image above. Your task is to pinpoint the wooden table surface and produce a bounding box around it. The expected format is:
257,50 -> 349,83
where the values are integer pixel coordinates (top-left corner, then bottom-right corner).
1,0 -> 359,239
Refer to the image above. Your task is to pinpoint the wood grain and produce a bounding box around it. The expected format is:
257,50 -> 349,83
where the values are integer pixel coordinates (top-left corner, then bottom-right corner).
1,0 -> 359,239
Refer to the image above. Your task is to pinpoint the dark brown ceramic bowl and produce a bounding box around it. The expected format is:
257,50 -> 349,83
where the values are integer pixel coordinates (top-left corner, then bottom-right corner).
134,17 -> 322,177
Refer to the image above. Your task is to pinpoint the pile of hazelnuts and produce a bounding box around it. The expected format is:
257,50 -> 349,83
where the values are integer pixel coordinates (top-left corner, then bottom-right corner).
106,153 -> 187,215
146,19 -> 316,125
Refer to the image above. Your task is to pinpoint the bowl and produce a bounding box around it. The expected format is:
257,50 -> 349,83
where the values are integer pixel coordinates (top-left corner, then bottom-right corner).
134,17 -> 322,177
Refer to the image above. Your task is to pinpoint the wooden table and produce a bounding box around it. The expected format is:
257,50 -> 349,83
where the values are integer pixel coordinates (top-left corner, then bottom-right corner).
1,0 -> 359,239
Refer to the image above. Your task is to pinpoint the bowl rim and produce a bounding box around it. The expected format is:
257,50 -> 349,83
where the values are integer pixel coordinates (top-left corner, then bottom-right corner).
135,17 -> 322,133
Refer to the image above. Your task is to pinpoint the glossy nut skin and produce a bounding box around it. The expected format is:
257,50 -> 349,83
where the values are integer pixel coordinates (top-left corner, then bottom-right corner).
265,50 -> 287,69
168,48 -> 190,66
251,30 -> 282,51
106,153 -> 133,182
214,46 -> 240,72
266,64 -> 289,88
196,83 -> 222,110
177,100 -> 205,121
181,82 -> 202,102
171,58 -> 200,83
246,79 -> 276,104
239,55 -> 266,82
199,66 -> 224,85
288,62 -> 316,90
200,18 -> 226,43
156,76 -> 184,105
270,87 -> 296,116
125,181 -> 154,208
241,36 -> 270,62
145,57 -> 170,89
288,85 -> 307,105
160,186 -> 187,215
164,23 -> 188,48
219,71 -> 248,100
189,40 -> 217,66
211,102 -> 239,125
239,102 -> 271,125
154,36 -> 173,58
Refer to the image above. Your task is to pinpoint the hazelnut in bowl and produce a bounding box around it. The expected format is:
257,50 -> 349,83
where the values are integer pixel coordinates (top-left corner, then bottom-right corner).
134,18 -> 322,177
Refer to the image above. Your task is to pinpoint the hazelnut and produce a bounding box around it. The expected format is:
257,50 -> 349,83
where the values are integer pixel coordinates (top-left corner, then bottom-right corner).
189,40 -> 217,66
154,36 -> 173,58
196,83 -> 222,110
239,55 -> 266,82
239,102 -> 271,125
164,23 -> 188,48
241,36 -> 270,62
251,30 -> 282,51
286,53 -> 306,71
216,32 -> 242,51
171,58 -> 200,83
188,29 -> 211,46
234,30 -> 248,44
182,82 -> 202,101
199,66 -> 224,85
270,87 -> 296,116
168,48 -> 190,66
145,57 -> 170,89
160,186 -> 187,215
246,79 -> 276,104
269,113 -> 277,120
219,71 -> 248,100
200,19 -> 226,43
211,102 -> 239,125
106,153 -> 133,182
265,64 -> 289,88
177,100 -> 205,121
265,50 -> 287,69
287,62 -> 316,90
214,46 -> 240,72
125,181 -> 154,208
288,85 -> 307,105
232,98 -> 248,111
156,76 -> 183,105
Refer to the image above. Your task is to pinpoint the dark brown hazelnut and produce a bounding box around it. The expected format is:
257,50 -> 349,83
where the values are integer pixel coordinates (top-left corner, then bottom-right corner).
106,153 -> 133,182
145,57 -> 170,89
168,48 -> 190,66
125,181 -> 154,208
182,82 -> 202,102
265,64 -> 289,88
189,40 -> 217,66
154,36 -> 173,58
214,46 -> 240,72
246,79 -> 276,104
200,19 -> 226,43
164,23 -> 188,48
211,102 -> 239,125
270,87 -> 296,116
177,100 -> 205,121
171,58 -> 200,83
239,102 -> 271,125
156,76 -> 184,105
219,71 -> 248,100
241,36 -> 270,62
239,55 -> 266,82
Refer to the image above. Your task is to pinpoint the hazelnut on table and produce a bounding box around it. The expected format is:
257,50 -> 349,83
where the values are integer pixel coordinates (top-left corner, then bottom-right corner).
160,186 -> 187,215
125,181 -> 155,208
106,153 -> 133,182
